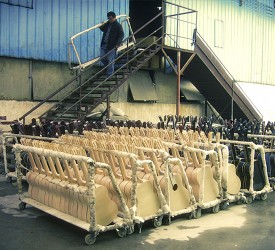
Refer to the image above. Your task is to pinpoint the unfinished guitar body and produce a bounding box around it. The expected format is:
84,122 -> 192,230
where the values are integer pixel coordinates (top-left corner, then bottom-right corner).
26,171 -> 118,226
94,173 -> 161,218
137,172 -> 190,213
225,163 -> 241,195
186,165 -> 219,203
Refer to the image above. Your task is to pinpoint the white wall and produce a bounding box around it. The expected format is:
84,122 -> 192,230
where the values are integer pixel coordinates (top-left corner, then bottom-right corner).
165,0 -> 275,85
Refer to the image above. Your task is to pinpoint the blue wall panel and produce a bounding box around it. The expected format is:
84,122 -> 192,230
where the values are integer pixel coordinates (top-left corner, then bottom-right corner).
0,0 -> 130,63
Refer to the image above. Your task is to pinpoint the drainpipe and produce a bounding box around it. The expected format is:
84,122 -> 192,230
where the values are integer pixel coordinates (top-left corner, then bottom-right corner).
29,60 -> 33,100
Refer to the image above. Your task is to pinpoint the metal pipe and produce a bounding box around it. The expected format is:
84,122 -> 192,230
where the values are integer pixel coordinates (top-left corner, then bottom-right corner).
165,10 -> 196,18
29,60 -> 33,101
176,51 -> 181,116
107,97 -> 110,119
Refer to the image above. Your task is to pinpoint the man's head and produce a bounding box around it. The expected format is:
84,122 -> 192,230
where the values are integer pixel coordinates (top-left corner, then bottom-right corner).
107,11 -> 116,23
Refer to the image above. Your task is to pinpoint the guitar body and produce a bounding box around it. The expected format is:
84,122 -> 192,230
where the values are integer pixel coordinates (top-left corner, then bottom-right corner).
166,174 -> 190,212
268,153 -> 275,177
186,165 -> 219,203
84,184 -> 119,226
226,164 -> 241,195
236,159 -> 265,191
138,172 -> 190,213
94,173 -> 161,218
253,158 -> 265,191
236,160 -> 250,190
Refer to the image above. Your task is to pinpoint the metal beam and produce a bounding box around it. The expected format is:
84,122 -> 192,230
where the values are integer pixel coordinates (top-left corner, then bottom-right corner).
161,48 -> 178,74
180,53 -> 196,75
107,97 -> 110,119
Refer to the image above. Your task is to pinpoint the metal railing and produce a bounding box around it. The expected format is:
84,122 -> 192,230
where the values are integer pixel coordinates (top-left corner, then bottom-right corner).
68,15 -> 135,70
163,1 -> 198,50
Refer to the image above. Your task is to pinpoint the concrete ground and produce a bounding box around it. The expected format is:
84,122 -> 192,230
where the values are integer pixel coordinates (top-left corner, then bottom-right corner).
1,174 -> 275,250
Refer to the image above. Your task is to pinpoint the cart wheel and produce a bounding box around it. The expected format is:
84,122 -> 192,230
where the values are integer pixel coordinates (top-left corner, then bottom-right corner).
187,213 -> 193,220
153,217 -> 162,228
212,204 -> 220,214
236,199 -> 243,205
163,215 -> 172,225
220,202 -> 228,210
117,228 -> 126,238
126,225 -> 135,235
137,223 -> 143,234
246,196 -> 253,204
193,208 -> 202,219
260,193 -> 268,201
84,234 -> 96,245
19,202 -> 26,210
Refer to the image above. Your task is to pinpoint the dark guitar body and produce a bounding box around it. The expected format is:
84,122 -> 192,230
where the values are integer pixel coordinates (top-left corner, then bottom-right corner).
269,153 -> 275,177
236,157 -> 265,191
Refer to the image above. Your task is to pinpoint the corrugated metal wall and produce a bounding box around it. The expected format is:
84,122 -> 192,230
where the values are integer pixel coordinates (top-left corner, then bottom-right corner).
165,0 -> 275,85
0,0 -> 129,63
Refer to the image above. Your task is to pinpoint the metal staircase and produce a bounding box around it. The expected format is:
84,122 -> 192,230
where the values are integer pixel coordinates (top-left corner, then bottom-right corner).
41,43 -> 161,121
19,2 -> 263,123
19,12 -> 163,123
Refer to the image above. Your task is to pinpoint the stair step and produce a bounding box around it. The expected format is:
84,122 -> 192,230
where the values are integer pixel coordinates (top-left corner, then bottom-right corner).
65,98 -> 100,104
74,89 -> 105,94
88,82 -> 118,86
57,110 -> 87,114
74,90 -> 107,96
91,77 -> 121,82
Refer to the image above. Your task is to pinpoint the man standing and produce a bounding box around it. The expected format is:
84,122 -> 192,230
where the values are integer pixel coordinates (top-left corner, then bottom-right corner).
100,12 -> 124,76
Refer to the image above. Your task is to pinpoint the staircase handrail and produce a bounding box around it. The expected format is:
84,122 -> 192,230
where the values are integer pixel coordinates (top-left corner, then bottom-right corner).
195,30 -> 263,121
19,11 -> 164,123
68,15 -> 135,69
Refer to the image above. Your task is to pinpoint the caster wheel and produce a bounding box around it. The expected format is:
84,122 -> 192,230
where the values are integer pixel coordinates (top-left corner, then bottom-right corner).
19,202 -> 26,210
193,208 -> 201,219
163,216 -> 172,225
153,218 -> 162,228
212,204 -> 220,214
126,225 -> 135,235
236,199 -> 243,205
137,223 -> 143,234
260,193 -> 268,201
84,234 -> 96,245
187,213 -> 193,220
220,202 -> 228,210
117,228 -> 126,238
246,196 -> 253,204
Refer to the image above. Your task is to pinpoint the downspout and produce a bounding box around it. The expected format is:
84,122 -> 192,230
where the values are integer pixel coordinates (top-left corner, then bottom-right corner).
29,60 -> 33,101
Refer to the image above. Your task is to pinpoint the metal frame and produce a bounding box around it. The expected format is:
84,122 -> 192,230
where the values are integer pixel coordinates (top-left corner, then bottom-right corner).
14,144 -> 133,244
217,139 -> 272,201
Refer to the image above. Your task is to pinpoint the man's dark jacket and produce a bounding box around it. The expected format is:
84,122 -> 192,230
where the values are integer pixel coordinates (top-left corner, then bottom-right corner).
100,20 -> 124,50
